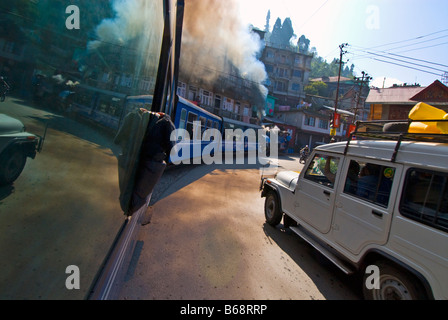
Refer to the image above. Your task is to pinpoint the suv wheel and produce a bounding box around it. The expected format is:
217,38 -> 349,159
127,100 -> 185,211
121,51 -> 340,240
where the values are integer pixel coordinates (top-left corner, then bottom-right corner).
363,261 -> 425,300
264,191 -> 282,226
0,147 -> 27,185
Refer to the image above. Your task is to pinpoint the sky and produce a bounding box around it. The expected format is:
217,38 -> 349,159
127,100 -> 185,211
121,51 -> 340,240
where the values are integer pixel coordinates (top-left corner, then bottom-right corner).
238,0 -> 448,88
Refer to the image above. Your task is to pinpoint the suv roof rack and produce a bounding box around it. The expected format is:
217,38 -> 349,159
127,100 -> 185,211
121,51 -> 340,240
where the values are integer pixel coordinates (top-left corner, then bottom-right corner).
344,119 -> 448,162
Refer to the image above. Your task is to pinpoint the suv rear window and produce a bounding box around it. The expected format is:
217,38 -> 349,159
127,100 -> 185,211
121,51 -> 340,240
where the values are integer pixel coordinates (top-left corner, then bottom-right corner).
400,169 -> 448,232
343,160 -> 395,207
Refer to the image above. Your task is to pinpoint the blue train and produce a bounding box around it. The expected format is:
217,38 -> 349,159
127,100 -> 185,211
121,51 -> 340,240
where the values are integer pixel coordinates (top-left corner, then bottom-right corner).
68,84 -> 264,163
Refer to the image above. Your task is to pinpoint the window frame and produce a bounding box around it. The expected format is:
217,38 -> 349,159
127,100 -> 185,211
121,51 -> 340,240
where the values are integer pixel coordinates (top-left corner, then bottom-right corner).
342,160 -> 396,208
304,154 -> 340,189
399,168 -> 448,232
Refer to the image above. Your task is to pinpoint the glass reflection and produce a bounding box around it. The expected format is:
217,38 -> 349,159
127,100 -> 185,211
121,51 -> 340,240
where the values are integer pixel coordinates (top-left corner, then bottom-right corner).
0,0 -> 164,299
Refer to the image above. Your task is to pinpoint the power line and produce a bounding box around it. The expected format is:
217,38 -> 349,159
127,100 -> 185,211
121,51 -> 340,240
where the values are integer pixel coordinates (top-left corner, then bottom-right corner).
296,0 -> 330,32
394,41 -> 448,54
376,34 -> 448,53
350,43 -> 448,68
370,58 -> 442,77
362,28 -> 448,51
349,49 -> 447,73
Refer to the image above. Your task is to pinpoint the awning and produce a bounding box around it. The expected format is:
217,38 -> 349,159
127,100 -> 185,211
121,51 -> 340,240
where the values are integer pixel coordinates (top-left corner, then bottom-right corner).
322,105 -> 354,116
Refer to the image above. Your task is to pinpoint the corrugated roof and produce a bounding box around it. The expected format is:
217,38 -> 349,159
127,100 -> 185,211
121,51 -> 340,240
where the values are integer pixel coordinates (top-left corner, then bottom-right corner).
366,86 -> 425,104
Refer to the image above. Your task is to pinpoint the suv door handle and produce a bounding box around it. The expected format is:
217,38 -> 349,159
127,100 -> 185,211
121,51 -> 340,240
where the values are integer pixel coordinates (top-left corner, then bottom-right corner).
323,190 -> 331,196
372,210 -> 383,218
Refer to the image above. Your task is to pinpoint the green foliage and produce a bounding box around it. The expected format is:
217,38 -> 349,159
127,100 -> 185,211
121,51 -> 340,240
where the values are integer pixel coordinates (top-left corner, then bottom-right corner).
263,13 -> 357,79
269,17 -> 295,48
304,81 -> 328,96
310,56 -> 355,79
298,35 -> 310,53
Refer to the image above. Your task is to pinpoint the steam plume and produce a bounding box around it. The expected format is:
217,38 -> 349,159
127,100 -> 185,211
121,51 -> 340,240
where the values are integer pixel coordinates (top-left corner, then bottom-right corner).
181,0 -> 268,99
88,0 -> 268,101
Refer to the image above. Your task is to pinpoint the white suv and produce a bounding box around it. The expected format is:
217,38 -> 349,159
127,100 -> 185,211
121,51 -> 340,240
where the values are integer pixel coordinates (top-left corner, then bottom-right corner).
0,114 -> 45,185
260,120 -> 448,300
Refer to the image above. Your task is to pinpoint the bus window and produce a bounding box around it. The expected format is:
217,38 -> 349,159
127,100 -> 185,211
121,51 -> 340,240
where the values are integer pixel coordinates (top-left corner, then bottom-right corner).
97,95 -> 110,113
110,97 -> 124,117
207,119 -> 213,130
178,109 -> 187,140
186,112 -> 198,140
200,116 -> 206,134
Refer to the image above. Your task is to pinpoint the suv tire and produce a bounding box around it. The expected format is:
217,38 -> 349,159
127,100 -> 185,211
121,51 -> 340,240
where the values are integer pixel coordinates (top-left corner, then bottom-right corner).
264,191 -> 283,226
362,261 -> 426,300
0,147 -> 27,185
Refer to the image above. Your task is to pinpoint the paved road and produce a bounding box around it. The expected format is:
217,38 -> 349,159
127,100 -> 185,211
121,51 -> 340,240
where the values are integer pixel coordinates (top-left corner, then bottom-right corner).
117,157 -> 362,300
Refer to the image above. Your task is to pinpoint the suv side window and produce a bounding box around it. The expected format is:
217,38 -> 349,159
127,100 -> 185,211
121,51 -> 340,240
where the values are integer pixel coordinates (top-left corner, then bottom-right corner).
343,160 -> 395,207
304,154 -> 339,189
400,169 -> 448,232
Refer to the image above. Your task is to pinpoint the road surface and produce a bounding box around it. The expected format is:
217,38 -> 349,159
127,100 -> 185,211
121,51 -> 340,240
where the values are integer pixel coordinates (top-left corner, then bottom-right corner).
117,157 -> 362,300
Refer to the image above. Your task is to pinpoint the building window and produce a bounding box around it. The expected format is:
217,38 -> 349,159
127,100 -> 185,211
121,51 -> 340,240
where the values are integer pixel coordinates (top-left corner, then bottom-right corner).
201,90 -> 212,106
214,94 -> 222,109
278,68 -> 288,78
291,83 -> 300,92
188,85 -> 198,101
276,81 -> 286,92
235,101 -> 241,114
265,64 -> 274,73
319,119 -> 328,129
305,116 -> 315,127
177,82 -> 187,98
139,79 -> 152,92
279,54 -> 287,64
293,70 -> 302,78
223,97 -> 234,111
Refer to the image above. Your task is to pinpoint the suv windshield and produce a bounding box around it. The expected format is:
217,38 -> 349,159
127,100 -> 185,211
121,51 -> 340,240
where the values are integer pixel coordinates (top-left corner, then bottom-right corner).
0,1 -> 165,299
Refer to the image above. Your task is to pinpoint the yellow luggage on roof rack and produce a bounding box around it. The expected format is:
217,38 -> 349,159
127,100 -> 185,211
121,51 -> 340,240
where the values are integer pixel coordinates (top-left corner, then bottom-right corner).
408,102 -> 448,134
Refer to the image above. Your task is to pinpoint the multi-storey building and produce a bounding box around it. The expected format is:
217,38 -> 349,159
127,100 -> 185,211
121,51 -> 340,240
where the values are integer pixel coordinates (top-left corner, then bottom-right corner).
260,42 -> 313,114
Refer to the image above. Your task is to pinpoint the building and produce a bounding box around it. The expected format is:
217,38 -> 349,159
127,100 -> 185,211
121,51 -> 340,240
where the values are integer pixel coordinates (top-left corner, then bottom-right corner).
264,106 -> 350,151
260,42 -> 313,114
367,80 -> 448,120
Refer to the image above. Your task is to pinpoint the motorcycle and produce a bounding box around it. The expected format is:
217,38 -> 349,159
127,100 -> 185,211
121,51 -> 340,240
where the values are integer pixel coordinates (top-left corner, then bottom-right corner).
299,150 -> 309,164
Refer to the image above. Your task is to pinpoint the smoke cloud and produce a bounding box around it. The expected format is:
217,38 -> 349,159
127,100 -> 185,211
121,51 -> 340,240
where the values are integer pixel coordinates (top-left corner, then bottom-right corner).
88,0 -> 268,101
181,0 -> 268,99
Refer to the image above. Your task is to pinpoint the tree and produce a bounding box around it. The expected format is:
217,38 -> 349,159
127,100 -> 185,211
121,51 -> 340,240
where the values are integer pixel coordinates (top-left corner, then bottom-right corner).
270,18 -> 283,47
298,35 -> 310,53
264,10 -> 271,33
281,18 -> 294,46
269,17 -> 295,48
304,81 -> 328,96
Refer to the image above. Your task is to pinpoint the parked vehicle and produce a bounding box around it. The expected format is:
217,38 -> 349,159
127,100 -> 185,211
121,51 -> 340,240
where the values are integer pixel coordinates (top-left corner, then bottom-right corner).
260,119 -> 448,300
0,114 -> 45,185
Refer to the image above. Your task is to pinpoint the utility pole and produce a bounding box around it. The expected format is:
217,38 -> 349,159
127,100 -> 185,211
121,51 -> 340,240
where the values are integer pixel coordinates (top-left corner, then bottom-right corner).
353,71 -> 372,122
331,43 -> 348,136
